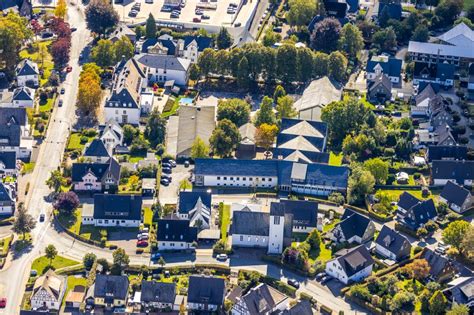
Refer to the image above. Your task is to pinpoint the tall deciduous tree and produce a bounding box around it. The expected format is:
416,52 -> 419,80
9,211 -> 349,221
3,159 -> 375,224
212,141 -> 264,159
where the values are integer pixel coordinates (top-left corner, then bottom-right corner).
276,44 -> 298,83
442,220 -> 470,251
328,51 -> 348,82
83,253 -> 97,270
46,170 -> 65,193
53,192 -> 80,216
113,36 -> 134,63
461,225 -> 474,257
311,18 -> 342,53
112,248 -> 129,269
51,37 -> 71,67
411,24 -> 429,42
236,56 -> 250,88
338,23 -> 364,59
255,96 -> 276,126
347,164 -> 375,204
189,63 -> 201,81
13,203 -> 36,239
209,119 -> 240,157
55,0 -> 68,19
85,0 -> 119,35
429,291 -> 447,315
217,98 -> 250,127
363,158 -> 389,184
190,136 -> 210,159
144,110 -> 166,148
145,14 -> 157,39
255,123 -> 278,151
287,0 -> 317,28
77,64 -> 102,116
216,27 -> 232,49
372,27 -> 397,52
45,244 -> 58,266
276,95 -> 296,120
91,39 -> 115,67
273,85 -> 286,103
0,13 -> 33,75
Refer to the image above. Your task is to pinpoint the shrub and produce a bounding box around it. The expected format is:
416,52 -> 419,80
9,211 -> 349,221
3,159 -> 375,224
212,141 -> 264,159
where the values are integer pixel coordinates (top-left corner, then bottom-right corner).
446,212 -> 461,221
458,136 -> 469,144
136,249 -> 144,254
413,173 -> 421,180
425,220 -> 438,233
82,128 -> 97,137
413,246 -> 423,255
386,174 -> 396,184
349,284 -> 371,302
80,136 -> 88,144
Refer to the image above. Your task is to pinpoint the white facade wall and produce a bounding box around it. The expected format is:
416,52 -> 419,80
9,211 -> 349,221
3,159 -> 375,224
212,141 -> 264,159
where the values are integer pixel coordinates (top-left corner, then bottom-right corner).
433,179 -> 473,187
0,204 -> 14,215
148,69 -> 188,86
231,234 -> 268,248
158,241 -> 193,250
12,98 -> 34,108
31,288 -> 62,310
413,77 -> 454,87
202,175 -> 277,188
0,146 -> 31,160
17,74 -> 39,87
268,215 -> 285,254
290,184 -> 342,197
104,107 -> 140,125
94,218 -> 140,227
325,259 -> 373,285
367,72 -> 400,83
188,302 -> 219,311
374,244 -> 396,260
182,43 -> 199,63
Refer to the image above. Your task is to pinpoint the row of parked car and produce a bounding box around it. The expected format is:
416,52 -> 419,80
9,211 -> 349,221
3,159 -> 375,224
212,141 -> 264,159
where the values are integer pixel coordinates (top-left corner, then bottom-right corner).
136,227 -> 150,247
160,158 -> 177,186
129,2 -> 141,17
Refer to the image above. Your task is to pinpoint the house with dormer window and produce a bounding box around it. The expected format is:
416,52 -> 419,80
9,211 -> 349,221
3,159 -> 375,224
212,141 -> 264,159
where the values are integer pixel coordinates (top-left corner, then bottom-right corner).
366,55 -> 402,84
16,59 -> 39,87
140,281 -> 176,310
177,191 -> 212,229
331,209 -> 375,244
396,192 -> 437,231
82,194 -> 142,227
375,226 -> 411,261
30,269 -> 66,311
187,276 -> 225,312
325,245 -> 374,284
157,218 -> 198,250
91,275 -> 129,309
71,158 -> 120,192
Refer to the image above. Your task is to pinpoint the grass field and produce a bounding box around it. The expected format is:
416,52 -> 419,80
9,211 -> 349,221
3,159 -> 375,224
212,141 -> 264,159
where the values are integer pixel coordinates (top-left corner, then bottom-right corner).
220,205 -> 231,242
19,41 -> 54,86
376,189 -> 438,201
21,162 -> 35,175
464,0 -> 474,9
31,255 -> 79,275
323,219 -> 340,233
67,132 -> 95,151
329,152 -> 343,166
39,96 -> 55,113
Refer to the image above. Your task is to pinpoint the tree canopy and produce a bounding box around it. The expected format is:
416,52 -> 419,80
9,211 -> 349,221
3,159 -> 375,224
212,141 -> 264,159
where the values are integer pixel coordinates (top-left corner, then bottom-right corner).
209,119 -> 240,157
217,98 -> 251,127
85,0 -> 119,35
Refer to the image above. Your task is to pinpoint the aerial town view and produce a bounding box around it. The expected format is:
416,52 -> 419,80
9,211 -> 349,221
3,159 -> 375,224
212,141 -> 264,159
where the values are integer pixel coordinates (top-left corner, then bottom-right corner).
0,0 -> 474,313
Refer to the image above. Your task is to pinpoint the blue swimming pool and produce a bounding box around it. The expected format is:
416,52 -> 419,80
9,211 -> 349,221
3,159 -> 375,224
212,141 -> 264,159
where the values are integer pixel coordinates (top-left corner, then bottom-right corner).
179,97 -> 194,105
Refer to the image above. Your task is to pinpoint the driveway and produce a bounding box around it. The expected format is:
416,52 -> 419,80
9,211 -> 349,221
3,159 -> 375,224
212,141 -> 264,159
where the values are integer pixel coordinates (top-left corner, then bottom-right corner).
108,229 -> 140,253
159,165 -> 194,205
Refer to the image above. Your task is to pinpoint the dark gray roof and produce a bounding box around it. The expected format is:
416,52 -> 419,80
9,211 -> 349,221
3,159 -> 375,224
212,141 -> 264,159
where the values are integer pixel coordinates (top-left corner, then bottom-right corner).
375,226 -> 411,259
135,54 -> 190,72
444,277 -> 474,305
187,276 -> 225,306
398,197 -> 437,230
432,160 -> 474,184
84,139 -> 110,158
281,299 -> 313,315
93,194 -> 142,221
183,35 -> 212,52
277,161 -> 349,189
0,151 -> 16,170
335,245 -> 374,278
368,74 -> 392,92
421,248 -> 456,279
378,2 -> 402,19
16,59 -> 38,76
13,86 -> 34,101
271,199 -> 318,228
194,158 -> 279,177
1,0 -> 18,11
231,211 -> 270,236
397,192 -> 420,211
0,183 -> 13,203
367,57 -> 402,78
178,191 -> 212,214
140,281 -> 176,304
440,181 -> 470,208
338,209 -> 372,239
414,62 -> 455,81
94,275 -> 129,300
241,284 -> 288,315
157,219 -> 198,243
0,124 -> 21,146
0,107 -> 27,125
71,158 -> 121,182
427,145 -> 467,162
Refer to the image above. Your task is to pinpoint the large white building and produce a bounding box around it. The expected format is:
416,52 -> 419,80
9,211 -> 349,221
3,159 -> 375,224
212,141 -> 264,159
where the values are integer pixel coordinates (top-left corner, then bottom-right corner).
81,194 -> 142,227
135,54 -> 190,86
157,218 -> 198,250
31,269 -> 66,311
325,245 -> 374,285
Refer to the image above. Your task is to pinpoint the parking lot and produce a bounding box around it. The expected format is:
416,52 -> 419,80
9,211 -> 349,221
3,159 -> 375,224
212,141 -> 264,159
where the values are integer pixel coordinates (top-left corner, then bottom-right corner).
159,164 -> 194,205
114,0 -> 258,31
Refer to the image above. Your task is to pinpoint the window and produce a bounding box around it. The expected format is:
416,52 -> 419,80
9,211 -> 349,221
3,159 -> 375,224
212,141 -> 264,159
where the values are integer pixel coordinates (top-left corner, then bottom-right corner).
240,235 -> 243,241
236,177 -> 239,180
274,216 -> 280,225
230,177 -> 234,180
217,176 -> 220,180
243,177 -> 246,181
223,177 -> 227,180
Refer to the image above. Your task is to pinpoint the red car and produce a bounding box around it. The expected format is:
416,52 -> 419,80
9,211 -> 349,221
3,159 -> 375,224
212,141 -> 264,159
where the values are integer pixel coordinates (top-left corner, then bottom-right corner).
66,66 -> 72,73
0,298 -> 6,308
137,240 -> 148,247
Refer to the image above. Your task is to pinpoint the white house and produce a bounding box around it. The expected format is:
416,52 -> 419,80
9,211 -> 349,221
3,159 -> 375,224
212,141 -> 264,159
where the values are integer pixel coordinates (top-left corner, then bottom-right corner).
0,124 -> 33,160
331,209 -> 375,244
187,276 -> 225,312
0,183 -> 15,215
374,226 -> 412,261
157,218 -> 198,251
12,86 -> 35,108
439,181 -> 472,213
140,91 -> 154,114
177,191 -> 212,230
16,59 -> 39,87
83,139 -> 111,163
231,283 -> 289,315
99,119 -> 124,152
366,55 -> 402,84
325,245 -> 374,285
31,269 -> 66,311
271,199 -> 322,233
135,54 -> 190,86
0,151 -> 18,177
140,281 -> 176,310
179,36 -> 212,63
81,194 -> 142,227
71,158 -> 121,192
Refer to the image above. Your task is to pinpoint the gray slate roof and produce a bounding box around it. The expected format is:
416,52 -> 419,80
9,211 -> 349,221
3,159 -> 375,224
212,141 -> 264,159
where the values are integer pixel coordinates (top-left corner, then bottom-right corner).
0,151 -> 16,170
187,276 -> 225,306
231,211 -> 270,236
93,194 -> 142,221
84,139 -> 110,158
432,160 -> 474,183
135,54 -> 191,72
157,218 -> 198,243
375,226 -> 411,259
335,245 -> 374,278
338,209 -> 372,240
94,275 -> 129,300
440,181 -> 470,208
13,86 -> 34,101
0,107 -> 27,125
0,124 -> 21,146
140,281 -> 176,304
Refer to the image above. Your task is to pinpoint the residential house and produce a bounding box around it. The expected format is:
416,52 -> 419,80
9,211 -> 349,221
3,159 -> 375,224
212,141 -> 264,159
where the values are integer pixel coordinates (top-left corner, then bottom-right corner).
194,159 -> 350,197
374,226 -> 411,261
135,54 -> 190,86
0,183 -> 14,215
426,145 -> 467,162
9,86 -> 35,108
410,84 -> 446,119
367,74 -> 392,103
166,104 -> 216,159
157,218 -> 198,250
431,160 -> 474,186
105,58 -> 147,125
414,124 -> 456,148
0,123 -> 33,160
377,2 -> 402,21
421,248 -> 457,282
331,209 -> 375,244
180,35 -> 213,63
271,199 -> 322,232
231,283 -> 289,315
325,245 -> 374,285
275,118 -> 329,164
293,77 -> 342,121
187,275 -> 225,312
439,181 -> 472,213
366,55 -> 402,84
0,151 -> 17,176
323,0 -> 348,18
230,205 -> 293,254
177,191 -> 212,229
396,192 -> 437,230
408,23 -> 474,67
443,277 -> 474,308
280,299 -> 314,315
83,139 -> 111,163
99,119 -> 124,152
1,0 -> 31,16
140,281 -> 176,310
0,107 -> 30,135
30,269 -> 66,311
81,194 -> 142,227
413,62 -> 455,87
109,23 -> 136,43
93,274 -> 129,308
64,285 -> 86,309
16,59 -> 39,87
238,122 -> 257,153
71,158 -> 121,191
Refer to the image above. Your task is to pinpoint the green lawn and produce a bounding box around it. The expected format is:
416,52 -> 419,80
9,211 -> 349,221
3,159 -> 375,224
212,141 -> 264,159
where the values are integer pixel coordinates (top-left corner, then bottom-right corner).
329,152 -> 343,166
161,96 -> 182,118
323,219 -> 340,233
62,276 -> 88,308
464,0 -> 474,9
67,133 -> 94,151
39,96 -> 55,113
31,255 -> 79,275
376,189 -> 438,202
220,205 -> 231,242
392,175 -> 417,186
143,207 -> 153,226
0,235 -> 12,256
19,41 -> 54,86
115,153 -> 146,163
57,209 -> 82,235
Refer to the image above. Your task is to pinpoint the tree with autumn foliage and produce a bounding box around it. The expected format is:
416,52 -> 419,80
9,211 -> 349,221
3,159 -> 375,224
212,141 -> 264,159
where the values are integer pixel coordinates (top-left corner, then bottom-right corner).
77,63 -> 102,116
255,123 -> 278,152
55,0 -> 68,19
51,37 -> 71,67
403,259 -> 430,280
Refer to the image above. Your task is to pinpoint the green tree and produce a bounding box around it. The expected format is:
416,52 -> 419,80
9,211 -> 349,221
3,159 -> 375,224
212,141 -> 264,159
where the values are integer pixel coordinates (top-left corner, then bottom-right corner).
46,170 -> 65,193
262,28 -> 281,47
273,85 -> 286,103
113,36 -> 134,63
135,25 -> 144,39
216,27 -> 232,49
144,110 -> 166,148
461,225 -> 474,257
85,0 -> 119,35
83,253 -> 97,270
145,13 -> 157,39
217,98 -> 250,127
338,23 -> 364,59
328,51 -> 348,82
122,124 -> 139,145
378,5 -> 391,27
158,256 -> 166,267
255,96 -> 276,126
443,220 -> 470,251
411,24 -> 429,42
363,158 -> 389,184
306,229 -> 321,251
329,192 -> 345,205
197,48 -> 215,76
209,119 -> 240,157
287,0 -> 317,27
0,13 -> 33,75
311,17 -> 342,53
348,164 -> 375,204
236,56 -> 250,88
297,47 -> 314,82
13,203 -> 36,239
112,248 -> 129,269
276,95 -> 297,120
447,303 -> 470,315
54,0 -> 68,19
91,39 -> 115,68
45,244 -> 58,266
190,136 -> 210,159
434,0 -> 463,26
429,291 -> 447,315
189,63 -> 201,81
277,44 -> 298,83
255,123 -> 278,151
372,27 -> 397,52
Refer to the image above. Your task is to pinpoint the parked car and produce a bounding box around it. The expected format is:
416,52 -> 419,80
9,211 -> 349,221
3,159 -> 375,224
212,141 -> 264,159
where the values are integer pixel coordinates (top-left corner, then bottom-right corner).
145,0 -> 153,3
137,240 -> 148,247
161,6 -> 172,12
30,270 -> 38,277
0,298 -> 6,308
60,87 -> 65,94
216,254 -> 228,261
321,275 -> 333,284
71,27 -> 77,32
162,167 -> 172,174
160,178 -> 170,186
184,160 -> 190,167
287,279 -> 300,288
161,174 -> 172,181
162,162 -> 172,169
39,213 -> 45,222
202,14 -> 210,19
315,272 -> 326,281
129,10 -> 138,17
138,232 -> 149,238
163,158 -> 177,167
151,253 -> 162,260
195,9 -> 203,15
170,12 -> 180,18
138,235 -> 149,241
66,66 -> 72,72
193,17 -> 202,22
58,99 -> 63,107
